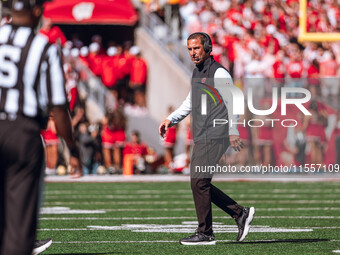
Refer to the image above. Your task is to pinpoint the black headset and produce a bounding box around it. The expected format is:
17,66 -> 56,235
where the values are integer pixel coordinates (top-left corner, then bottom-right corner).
188,32 -> 212,53
195,32 -> 212,53
201,32 -> 212,53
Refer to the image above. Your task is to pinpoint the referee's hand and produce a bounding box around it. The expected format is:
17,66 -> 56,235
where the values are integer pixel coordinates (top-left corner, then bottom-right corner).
159,119 -> 171,138
230,135 -> 244,152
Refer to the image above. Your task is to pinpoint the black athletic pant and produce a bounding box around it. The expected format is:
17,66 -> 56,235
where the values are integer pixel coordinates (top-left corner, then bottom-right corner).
0,117 -> 44,255
190,139 -> 243,235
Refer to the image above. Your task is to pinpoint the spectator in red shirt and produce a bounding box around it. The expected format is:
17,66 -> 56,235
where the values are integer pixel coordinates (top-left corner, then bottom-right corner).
41,118 -> 59,175
101,109 -> 127,173
306,9 -> 318,32
64,63 -> 79,113
286,50 -> 304,78
40,17 -> 66,46
115,45 -> 131,103
79,46 -> 89,67
303,89 -> 328,165
211,36 -> 224,63
277,9 -> 287,32
320,51 -> 339,106
286,50 -> 304,97
129,46 -> 148,107
307,59 -> 320,87
101,47 -> 119,103
123,131 -> 148,174
123,41 -> 134,76
316,13 -> 331,32
91,34 -> 106,55
257,27 -> 279,55
88,42 -> 104,77
272,49 -> 285,90
223,33 -> 239,76
162,106 -> 177,172
226,0 -> 242,24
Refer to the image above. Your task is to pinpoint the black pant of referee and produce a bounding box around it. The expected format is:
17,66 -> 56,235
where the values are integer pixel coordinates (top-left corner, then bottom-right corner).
190,139 -> 243,235
0,118 -> 44,255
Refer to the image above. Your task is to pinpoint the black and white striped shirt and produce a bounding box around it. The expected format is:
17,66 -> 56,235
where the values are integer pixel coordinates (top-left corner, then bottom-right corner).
0,24 -> 67,123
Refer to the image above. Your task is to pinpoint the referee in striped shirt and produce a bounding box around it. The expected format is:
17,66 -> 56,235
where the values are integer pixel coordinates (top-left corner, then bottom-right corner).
0,0 -> 81,254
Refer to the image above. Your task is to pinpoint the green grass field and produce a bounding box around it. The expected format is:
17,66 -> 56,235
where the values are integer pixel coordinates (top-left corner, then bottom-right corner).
38,181 -> 340,255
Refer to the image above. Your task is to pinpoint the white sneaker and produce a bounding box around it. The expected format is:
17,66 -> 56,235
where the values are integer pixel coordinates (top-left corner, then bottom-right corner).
32,239 -> 52,255
236,207 -> 255,242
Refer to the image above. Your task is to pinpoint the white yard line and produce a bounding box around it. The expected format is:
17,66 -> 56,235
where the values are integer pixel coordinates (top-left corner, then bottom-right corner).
44,190 -> 191,194
39,216 -> 340,220
312,227 -> 340,229
39,228 -> 89,231
39,217 -> 196,220
254,216 -> 340,219
45,195 -> 193,199
52,240 -> 180,243
102,207 -> 340,212
37,226 -> 340,231
257,207 -> 340,211
43,200 -> 340,205
44,194 -> 340,199
44,189 -> 340,195
49,239 -> 340,244
40,207 -> 105,214
40,207 -> 340,212
44,175 -> 340,183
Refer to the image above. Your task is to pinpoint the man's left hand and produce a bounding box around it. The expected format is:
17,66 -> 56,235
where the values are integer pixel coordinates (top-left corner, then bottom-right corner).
230,135 -> 244,152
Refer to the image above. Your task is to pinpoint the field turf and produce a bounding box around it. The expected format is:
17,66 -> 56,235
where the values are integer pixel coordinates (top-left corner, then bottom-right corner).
38,181 -> 340,254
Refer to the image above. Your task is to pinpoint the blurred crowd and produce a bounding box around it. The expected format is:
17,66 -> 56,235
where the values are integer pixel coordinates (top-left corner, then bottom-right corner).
32,0 -> 340,173
39,26 -> 160,176
33,17 -> 161,176
2,0 -> 340,175
40,18 -> 149,109
77,41 -> 148,109
146,0 -> 340,168
146,0 -> 340,100
164,0 -> 340,85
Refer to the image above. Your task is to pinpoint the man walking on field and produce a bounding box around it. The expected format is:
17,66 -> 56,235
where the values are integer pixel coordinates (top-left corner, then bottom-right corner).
159,32 -> 255,245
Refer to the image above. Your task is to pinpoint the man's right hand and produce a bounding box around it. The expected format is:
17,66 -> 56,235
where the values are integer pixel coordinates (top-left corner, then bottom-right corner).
69,155 -> 82,178
159,119 -> 171,138
230,135 -> 244,152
